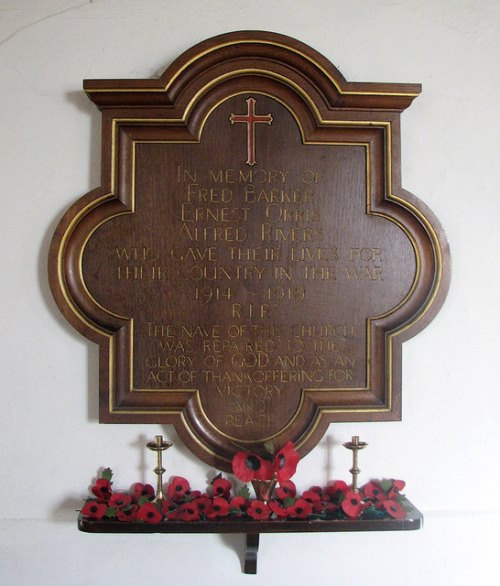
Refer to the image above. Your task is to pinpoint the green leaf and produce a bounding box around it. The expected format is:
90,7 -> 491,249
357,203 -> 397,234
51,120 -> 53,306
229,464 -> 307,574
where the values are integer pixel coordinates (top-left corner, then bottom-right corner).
362,507 -> 386,520
138,495 -> 151,506
238,485 -> 251,500
105,507 -> 117,518
101,468 -> 113,481
380,478 -> 392,493
283,497 -> 295,508
263,440 -> 275,455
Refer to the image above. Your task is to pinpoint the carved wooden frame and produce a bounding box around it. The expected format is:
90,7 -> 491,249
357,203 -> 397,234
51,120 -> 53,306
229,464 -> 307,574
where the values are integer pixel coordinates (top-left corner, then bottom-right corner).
49,31 -> 450,470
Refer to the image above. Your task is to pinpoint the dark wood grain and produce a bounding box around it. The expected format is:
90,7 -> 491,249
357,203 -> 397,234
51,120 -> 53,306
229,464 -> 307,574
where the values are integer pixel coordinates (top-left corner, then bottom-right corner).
79,499 -> 422,574
49,31 -> 450,470
78,499 -> 422,534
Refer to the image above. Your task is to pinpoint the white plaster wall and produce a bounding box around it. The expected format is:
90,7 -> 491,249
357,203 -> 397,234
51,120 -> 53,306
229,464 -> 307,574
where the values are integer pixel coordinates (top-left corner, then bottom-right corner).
1,1 -> 499,584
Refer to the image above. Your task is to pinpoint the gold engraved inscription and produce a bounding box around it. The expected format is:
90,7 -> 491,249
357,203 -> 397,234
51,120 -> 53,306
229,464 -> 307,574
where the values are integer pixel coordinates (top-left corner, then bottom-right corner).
142,317 -> 359,433
344,247 -> 384,281
104,153 -> 390,436
81,94 -> 414,440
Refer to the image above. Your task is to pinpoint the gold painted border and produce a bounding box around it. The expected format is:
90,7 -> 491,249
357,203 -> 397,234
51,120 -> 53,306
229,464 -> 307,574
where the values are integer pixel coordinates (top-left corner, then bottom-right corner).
86,110 -> 423,443
56,67 -> 442,449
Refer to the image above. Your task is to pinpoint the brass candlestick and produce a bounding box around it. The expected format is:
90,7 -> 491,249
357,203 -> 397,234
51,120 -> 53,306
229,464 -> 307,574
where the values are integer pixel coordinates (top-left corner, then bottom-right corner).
146,435 -> 172,502
343,435 -> 367,492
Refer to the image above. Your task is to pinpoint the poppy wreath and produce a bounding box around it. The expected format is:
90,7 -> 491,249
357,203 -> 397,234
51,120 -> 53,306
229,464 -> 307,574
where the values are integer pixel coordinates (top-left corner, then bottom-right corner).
80,465 -> 408,524
231,441 -> 300,485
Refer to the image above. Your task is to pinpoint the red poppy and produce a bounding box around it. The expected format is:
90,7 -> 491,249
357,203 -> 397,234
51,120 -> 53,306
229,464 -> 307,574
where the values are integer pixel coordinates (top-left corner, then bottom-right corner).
212,477 -> 232,499
116,505 -> 138,522
302,490 -> 321,505
161,498 -> 176,512
302,490 -> 322,512
324,480 -> 348,502
232,451 -> 274,482
161,499 -> 179,520
205,497 -> 230,518
167,476 -> 191,501
91,478 -> 112,502
132,483 -> 155,501
308,485 -> 323,495
393,479 -> 405,491
341,490 -> 362,519
362,481 -> 386,502
137,502 -> 162,524
193,496 -> 213,518
81,501 -> 107,519
322,502 -> 338,515
268,500 -> 289,518
287,498 -> 313,519
275,480 -> 296,500
388,479 -> 406,499
274,442 -> 300,483
178,502 -> 201,522
247,500 -> 271,520
109,492 -> 132,509
229,496 -> 248,514
383,499 -> 406,519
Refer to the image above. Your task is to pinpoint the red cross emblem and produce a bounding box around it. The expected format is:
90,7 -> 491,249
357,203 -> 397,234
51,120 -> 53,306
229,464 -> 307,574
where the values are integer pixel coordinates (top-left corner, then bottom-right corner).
229,97 -> 273,166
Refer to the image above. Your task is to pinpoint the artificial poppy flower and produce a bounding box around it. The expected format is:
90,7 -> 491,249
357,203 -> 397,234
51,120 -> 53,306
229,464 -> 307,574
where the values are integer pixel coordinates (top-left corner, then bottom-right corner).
383,499 -> 406,519
268,500 -> 289,518
274,442 -> 300,483
212,477 -> 232,499
303,490 -> 324,513
178,502 -> 200,522
81,501 -> 107,519
232,451 -> 274,482
229,496 -> 247,515
205,497 -> 230,518
387,479 -> 406,499
132,482 -> 155,501
275,480 -> 296,500
324,480 -> 348,502
91,478 -> 112,501
161,498 -> 175,513
287,498 -> 313,519
137,502 -> 162,524
109,492 -> 132,509
322,502 -> 338,516
161,499 -> 179,520
308,485 -> 323,495
302,490 -> 321,505
362,481 -> 386,502
193,496 -> 213,518
393,479 -> 406,491
341,490 -> 362,519
116,505 -> 138,522
247,500 -> 271,520
167,476 -> 191,501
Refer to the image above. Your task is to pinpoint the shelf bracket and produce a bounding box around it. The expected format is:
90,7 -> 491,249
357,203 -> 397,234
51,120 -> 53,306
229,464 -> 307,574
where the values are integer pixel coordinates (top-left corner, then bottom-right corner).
244,533 -> 260,574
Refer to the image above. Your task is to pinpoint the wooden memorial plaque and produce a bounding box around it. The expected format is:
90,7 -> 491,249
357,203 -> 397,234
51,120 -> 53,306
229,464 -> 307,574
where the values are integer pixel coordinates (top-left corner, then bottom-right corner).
49,32 -> 450,470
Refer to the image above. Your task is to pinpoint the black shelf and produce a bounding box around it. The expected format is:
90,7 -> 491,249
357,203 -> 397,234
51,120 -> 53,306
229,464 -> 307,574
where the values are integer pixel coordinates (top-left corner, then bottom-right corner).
79,498 -> 422,574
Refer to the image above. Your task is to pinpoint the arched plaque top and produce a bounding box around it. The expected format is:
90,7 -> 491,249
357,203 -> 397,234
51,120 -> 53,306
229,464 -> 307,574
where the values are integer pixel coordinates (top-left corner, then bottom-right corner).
84,30 -> 421,111
50,31 -> 449,471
